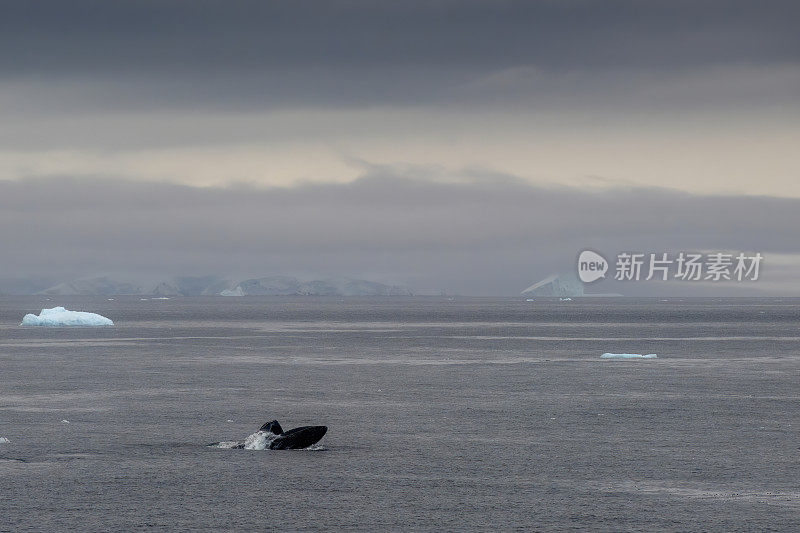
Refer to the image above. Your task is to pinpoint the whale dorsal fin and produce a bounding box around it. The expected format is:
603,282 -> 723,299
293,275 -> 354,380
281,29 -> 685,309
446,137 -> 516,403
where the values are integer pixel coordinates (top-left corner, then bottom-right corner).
259,420 -> 283,434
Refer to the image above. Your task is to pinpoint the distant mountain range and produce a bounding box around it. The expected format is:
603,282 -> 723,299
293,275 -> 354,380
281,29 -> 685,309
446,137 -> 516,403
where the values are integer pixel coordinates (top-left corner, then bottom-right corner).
5,275 -> 414,297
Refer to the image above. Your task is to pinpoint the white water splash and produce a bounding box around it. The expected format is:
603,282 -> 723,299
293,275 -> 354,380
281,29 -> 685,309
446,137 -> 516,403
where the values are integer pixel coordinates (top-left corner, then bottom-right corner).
211,441 -> 241,449
242,430 -> 279,450
207,431 -> 278,450
0,437 -> 9,444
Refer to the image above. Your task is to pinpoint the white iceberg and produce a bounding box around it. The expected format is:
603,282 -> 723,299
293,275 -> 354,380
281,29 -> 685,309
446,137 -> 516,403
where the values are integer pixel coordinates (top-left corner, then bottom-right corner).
20,307 -> 114,327
601,353 -> 657,359
0,437 -> 9,444
220,286 -> 245,297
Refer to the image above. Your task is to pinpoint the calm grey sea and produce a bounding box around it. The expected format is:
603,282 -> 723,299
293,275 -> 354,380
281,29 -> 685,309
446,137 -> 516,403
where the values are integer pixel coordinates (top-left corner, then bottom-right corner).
0,296 -> 798,532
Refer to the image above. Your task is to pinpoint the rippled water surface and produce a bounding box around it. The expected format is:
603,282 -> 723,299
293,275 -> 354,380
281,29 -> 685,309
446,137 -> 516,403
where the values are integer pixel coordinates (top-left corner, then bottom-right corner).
1,296 -> 799,531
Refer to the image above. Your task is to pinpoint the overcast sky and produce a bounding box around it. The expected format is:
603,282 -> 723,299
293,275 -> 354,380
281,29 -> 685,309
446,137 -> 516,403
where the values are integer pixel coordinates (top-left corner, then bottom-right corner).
1,1 -> 799,294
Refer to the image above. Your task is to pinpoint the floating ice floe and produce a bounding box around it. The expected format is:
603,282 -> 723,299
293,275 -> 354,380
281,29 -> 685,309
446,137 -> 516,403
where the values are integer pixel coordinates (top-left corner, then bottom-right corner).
601,353 -> 658,359
20,307 -> 114,327
0,437 -> 9,444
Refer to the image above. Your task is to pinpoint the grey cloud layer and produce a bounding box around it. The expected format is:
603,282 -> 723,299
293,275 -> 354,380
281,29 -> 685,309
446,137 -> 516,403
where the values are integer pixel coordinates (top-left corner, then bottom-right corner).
2,1 -> 798,295
1,172 -> 797,295
2,1 -> 798,112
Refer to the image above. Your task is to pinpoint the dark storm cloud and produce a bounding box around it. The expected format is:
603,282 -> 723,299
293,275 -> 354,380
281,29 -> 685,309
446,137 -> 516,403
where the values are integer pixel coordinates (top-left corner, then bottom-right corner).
1,171 -> 798,295
3,0 -> 798,73
1,1 -> 798,111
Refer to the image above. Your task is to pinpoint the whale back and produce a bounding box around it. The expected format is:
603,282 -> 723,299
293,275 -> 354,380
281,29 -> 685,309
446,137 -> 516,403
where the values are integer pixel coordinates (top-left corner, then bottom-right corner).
269,425 -> 327,450
259,420 -> 284,435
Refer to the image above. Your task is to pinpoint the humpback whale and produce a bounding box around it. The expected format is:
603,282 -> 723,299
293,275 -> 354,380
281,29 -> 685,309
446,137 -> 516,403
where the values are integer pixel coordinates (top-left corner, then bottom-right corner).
210,420 -> 327,450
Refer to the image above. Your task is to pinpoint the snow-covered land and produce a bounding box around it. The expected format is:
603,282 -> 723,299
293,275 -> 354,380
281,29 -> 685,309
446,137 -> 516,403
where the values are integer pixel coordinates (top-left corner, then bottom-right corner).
11,275 -> 415,296
601,353 -> 657,359
20,307 -> 114,327
228,276 -> 412,296
39,277 -> 141,296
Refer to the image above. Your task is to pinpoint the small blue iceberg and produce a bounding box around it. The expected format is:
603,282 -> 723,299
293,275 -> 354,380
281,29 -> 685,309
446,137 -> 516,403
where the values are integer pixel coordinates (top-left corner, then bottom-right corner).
21,307 -> 114,327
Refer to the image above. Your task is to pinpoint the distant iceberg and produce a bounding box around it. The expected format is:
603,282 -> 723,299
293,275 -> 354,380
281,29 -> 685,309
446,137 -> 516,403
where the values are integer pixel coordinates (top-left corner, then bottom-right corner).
521,273 -> 584,298
220,286 -> 245,296
601,353 -> 657,359
20,307 -> 114,327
